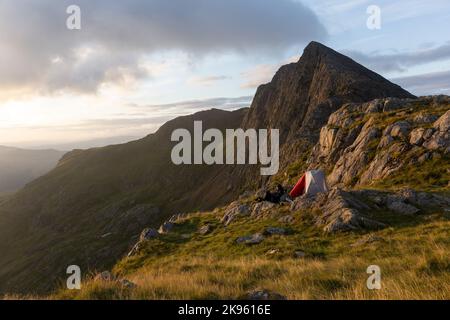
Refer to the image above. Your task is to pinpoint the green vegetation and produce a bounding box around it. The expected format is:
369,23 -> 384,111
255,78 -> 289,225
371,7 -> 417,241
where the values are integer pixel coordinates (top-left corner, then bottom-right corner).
370,155 -> 450,192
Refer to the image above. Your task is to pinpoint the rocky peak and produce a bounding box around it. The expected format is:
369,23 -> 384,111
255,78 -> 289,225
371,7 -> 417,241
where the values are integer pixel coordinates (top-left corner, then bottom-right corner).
242,41 -> 415,144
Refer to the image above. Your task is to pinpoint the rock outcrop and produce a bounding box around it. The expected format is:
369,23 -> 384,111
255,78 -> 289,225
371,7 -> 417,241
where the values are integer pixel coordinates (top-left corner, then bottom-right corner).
291,187 -> 450,233
309,96 -> 450,187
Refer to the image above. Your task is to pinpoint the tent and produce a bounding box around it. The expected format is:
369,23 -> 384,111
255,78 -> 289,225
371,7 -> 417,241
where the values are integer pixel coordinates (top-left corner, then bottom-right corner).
289,169 -> 328,198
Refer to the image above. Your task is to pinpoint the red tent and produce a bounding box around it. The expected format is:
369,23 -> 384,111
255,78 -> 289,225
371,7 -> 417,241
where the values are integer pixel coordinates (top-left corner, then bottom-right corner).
289,170 -> 329,199
289,173 -> 306,198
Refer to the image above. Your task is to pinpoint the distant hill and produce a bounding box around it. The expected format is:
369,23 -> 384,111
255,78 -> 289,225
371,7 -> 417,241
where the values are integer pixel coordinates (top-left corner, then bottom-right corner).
0,146 -> 65,193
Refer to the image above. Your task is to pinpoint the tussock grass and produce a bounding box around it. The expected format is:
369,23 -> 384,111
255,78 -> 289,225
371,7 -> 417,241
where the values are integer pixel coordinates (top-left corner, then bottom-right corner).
53,208 -> 450,300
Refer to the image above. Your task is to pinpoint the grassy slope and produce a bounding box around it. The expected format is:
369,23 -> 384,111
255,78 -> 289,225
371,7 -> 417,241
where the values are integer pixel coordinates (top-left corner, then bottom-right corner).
53,199 -> 450,300
51,102 -> 450,300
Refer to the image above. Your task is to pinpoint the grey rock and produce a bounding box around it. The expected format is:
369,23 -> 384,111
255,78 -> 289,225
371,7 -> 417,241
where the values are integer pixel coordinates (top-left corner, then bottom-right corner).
294,251 -> 306,258
159,222 -> 175,234
290,195 -> 316,211
127,242 -> 141,257
278,215 -> 295,224
366,99 -> 383,113
351,234 -> 384,247
266,249 -> 280,255
390,121 -> 411,139
140,228 -> 159,241
251,201 -> 276,218
433,110 -> 450,132
221,202 -> 250,226
423,128 -> 435,140
236,233 -> 265,245
383,98 -> 403,112
418,152 -> 431,163
409,128 -> 425,145
198,224 -> 213,235
264,227 -> 287,236
414,113 -> 439,124
245,289 -> 287,300
315,188 -> 386,233
118,279 -> 137,289
95,271 -> 114,282
327,118 -> 381,186
423,132 -> 448,150
378,135 -> 394,149
387,201 -> 420,215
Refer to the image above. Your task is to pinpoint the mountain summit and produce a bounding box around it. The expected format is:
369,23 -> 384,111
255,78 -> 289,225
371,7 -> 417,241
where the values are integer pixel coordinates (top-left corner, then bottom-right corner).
243,41 -> 415,143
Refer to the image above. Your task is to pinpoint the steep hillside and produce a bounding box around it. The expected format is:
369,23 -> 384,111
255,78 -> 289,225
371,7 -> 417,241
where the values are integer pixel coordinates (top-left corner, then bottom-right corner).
56,98 -> 450,300
0,108 -> 247,294
0,146 -> 65,193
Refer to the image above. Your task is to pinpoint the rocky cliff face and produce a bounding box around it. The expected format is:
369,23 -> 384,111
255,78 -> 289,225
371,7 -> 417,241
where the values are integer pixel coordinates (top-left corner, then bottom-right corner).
308,96 -> 450,188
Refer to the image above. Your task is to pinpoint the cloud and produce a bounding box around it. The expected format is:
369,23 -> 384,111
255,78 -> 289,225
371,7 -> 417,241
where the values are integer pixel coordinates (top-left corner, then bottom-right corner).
136,96 -> 253,114
392,70 -> 450,95
345,42 -> 450,73
0,0 -> 326,94
188,75 -> 230,86
240,55 -> 301,88
0,95 -> 254,148
241,64 -> 277,89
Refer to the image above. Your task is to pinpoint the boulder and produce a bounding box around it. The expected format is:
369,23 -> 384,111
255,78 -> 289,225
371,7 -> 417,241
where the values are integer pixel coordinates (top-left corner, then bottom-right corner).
423,132 -> 448,151
266,249 -> 280,255
383,98 -> 403,112
198,224 -> 213,235
251,201 -> 275,218
421,111 -> 450,152
390,121 -> 411,139
294,251 -> 306,258
315,189 -> 386,232
221,202 -> 250,226
290,195 -> 316,211
158,222 -> 175,234
433,110 -> 450,132
409,128 -> 425,145
365,99 -> 383,113
351,234 -> 384,247
140,228 -> 159,241
236,233 -> 265,245
278,215 -> 295,224
264,227 -> 287,236
418,152 -> 431,163
414,113 -> 439,124
95,271 -> 114,282
118,279 -> 137,289
244,289 -> 287,300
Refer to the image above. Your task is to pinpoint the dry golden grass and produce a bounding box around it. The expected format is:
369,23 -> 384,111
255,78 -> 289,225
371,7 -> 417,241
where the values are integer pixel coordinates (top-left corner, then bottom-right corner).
54,230 -> 450,300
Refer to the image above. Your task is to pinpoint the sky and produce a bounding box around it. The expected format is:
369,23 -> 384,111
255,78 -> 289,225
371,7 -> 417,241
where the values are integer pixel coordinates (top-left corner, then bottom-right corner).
0,0 -> 449,149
